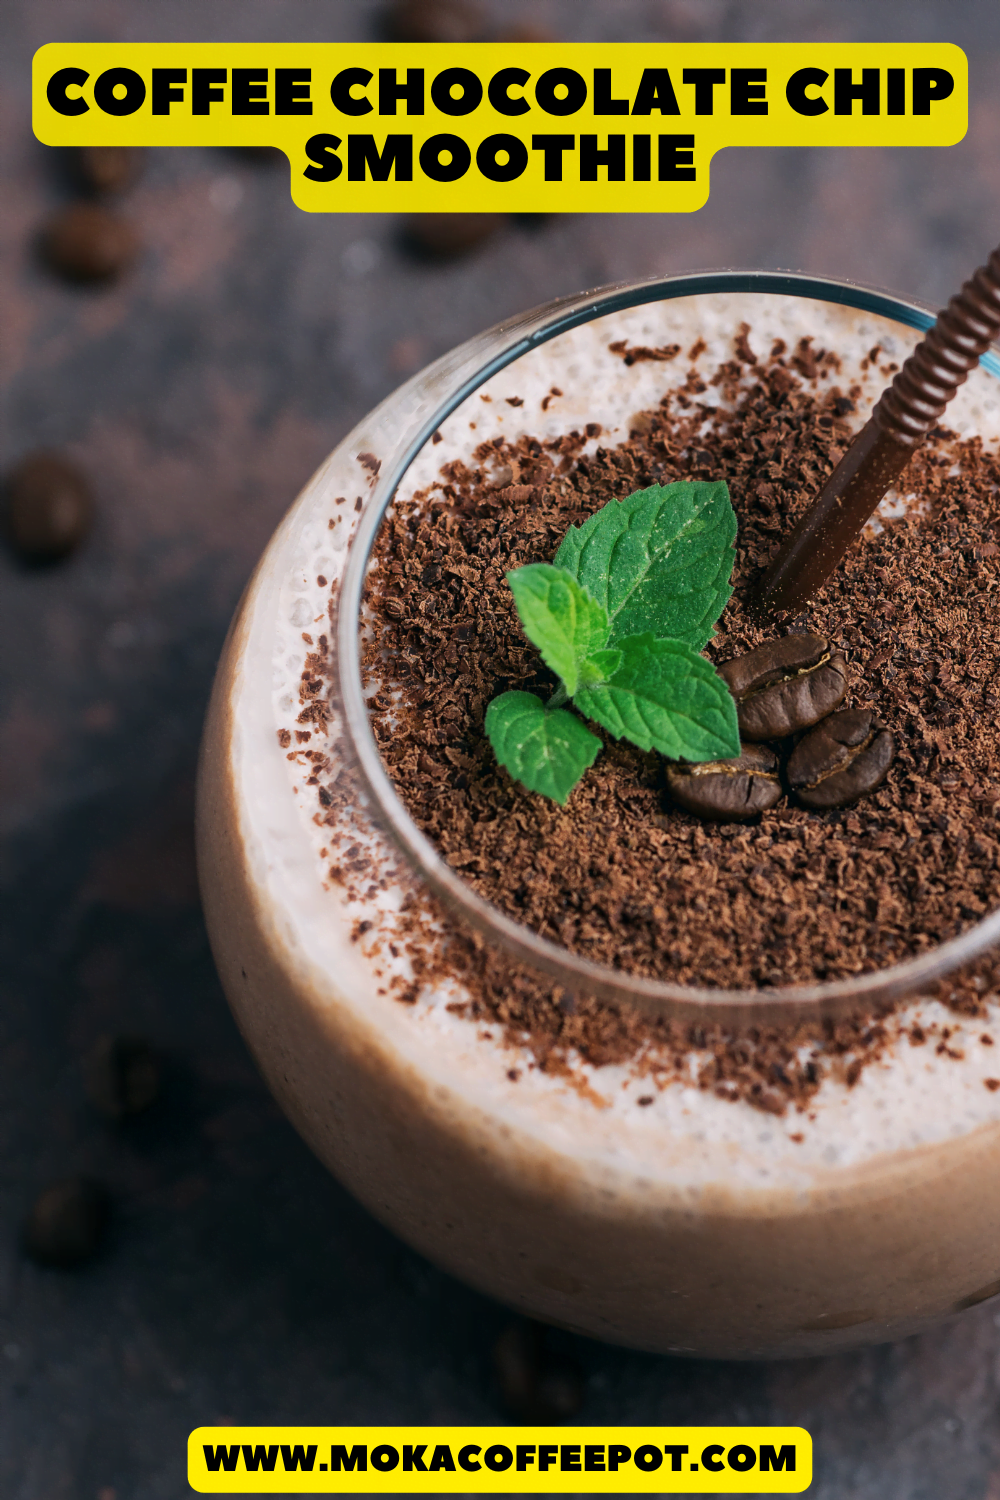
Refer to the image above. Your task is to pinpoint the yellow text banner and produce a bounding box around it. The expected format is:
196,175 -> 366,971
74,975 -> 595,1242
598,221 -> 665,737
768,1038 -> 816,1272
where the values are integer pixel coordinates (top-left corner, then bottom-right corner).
188,1425 -> 811,1492
33,42 -> 966,213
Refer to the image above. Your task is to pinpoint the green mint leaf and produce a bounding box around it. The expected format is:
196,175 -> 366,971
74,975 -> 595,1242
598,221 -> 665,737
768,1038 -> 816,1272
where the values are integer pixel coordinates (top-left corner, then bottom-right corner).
575,634 -> 740,760
554,481 -> 736,651
507,563 -> 609,697
485,690 -> 602,805
578,648 -> 623,687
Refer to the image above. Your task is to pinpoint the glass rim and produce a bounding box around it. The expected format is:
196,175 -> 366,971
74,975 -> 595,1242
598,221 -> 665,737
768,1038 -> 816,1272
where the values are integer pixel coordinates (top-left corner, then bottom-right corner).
337,267 -> 1000,1025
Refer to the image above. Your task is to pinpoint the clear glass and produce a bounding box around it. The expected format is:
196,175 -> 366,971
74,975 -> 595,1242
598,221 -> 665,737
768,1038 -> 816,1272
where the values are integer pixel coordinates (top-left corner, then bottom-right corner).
336,270 -> 1000,1026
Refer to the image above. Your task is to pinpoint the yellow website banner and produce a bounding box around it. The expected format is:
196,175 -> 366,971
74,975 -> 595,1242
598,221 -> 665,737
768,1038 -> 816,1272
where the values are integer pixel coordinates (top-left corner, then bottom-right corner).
187,1425 -> 811,1492
33,42 -> 965,213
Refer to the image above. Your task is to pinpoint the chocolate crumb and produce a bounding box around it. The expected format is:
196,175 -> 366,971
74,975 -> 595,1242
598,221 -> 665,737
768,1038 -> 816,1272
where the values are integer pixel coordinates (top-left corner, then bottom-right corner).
609,339 -> 681,367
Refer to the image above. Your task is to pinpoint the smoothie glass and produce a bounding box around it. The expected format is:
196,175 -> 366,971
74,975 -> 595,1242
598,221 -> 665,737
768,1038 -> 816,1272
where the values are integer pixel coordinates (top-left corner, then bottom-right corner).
196,271 -> 1000,1358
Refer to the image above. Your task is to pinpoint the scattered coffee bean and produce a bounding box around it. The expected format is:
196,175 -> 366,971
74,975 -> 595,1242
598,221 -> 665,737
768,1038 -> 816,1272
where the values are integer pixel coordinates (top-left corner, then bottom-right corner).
403,212 -> 504,258
665,743 -> 782,822
787,708 -> 895,810
4,451 -> 94,562
381,0 -> 486,42
229,145 -> 286,165
84,1036 -> 160,1121
495,22 -> 558,41
719,633 -> 848,740
511,212 -> 553,229
492,1320 -> 585,1423
23,1179 -> 110,1269
77,145 -> 143,195
41,202 -> 138,283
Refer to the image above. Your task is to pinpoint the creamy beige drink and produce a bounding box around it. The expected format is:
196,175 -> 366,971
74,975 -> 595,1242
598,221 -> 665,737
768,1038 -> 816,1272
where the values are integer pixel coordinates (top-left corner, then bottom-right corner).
197,283 -> 1000,1358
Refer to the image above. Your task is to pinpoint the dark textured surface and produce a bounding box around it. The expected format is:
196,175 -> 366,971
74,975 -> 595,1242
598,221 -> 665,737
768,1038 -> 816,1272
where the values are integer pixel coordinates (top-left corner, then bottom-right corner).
3,3 -> 1000,1497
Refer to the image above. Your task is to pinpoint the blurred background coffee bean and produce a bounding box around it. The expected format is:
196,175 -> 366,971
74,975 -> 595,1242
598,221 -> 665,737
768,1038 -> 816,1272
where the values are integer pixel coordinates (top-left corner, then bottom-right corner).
494,22 -> 558,41
23,1179 -> 111,1269
41,201 -> 139,283
84,1036 -> 161,1122
402,212 -> 505,258
492,1320 -> 585,1423
4,451 -> 94,562
76,145 -> 144,196
229,145 -> 287,166
381,0 -> 486,42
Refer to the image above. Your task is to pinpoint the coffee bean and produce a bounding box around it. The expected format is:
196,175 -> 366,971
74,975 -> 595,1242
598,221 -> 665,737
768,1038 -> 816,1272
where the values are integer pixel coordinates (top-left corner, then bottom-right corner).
41,202 -> 138,283
665,743 -> 782,822
84,1036 -> 160,1121
718,633 -> 848,740
492,1321 -> 585,1423
403,213 -> 504,258
381,0 -> 486,42
23,1179 -> 110,1268
787,708 -> 895,809
4,451 -> 94,562
230,145 -> 286,165
77,145 -> 143,195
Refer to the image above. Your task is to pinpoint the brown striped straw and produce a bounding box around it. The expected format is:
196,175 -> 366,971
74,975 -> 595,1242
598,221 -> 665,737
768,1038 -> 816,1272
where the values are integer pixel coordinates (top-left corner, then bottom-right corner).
751,246 -> 1000,620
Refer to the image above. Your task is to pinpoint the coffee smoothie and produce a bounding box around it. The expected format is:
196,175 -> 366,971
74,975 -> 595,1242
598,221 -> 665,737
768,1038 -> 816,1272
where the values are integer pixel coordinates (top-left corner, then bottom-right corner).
197,282 -> 1000,1358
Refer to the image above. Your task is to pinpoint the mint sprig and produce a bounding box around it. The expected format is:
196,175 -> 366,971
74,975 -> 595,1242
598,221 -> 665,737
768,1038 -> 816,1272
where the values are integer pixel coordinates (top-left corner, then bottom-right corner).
485,481 -> 740,803
507,564 -> 609,698
574,634 -> 738,759
555,479 -> 735,649
485,691 -> 602,807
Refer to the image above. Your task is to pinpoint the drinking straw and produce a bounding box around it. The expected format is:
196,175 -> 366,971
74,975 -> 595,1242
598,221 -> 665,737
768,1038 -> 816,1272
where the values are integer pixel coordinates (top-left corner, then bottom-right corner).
751,246 -> 1000,619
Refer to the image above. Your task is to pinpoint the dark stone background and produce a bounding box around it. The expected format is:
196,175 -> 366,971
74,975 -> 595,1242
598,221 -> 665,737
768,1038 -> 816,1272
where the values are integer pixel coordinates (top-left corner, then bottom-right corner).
3,2 -> 1000,1496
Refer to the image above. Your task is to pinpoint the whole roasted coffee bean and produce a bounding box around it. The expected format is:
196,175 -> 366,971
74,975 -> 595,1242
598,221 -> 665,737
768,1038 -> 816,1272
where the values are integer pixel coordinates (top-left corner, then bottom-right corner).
23,1179 -> 110,1269
84,1036 -> 160,1121
77,145 -> 143,194
719,633 -> 848,740
381,0 -> 485,42
666,743 -> 782,822
42,202 -> 138,282
787,708 -> 895,809
403,212 -> 504,258
4,451 -> 94,561
492,1320 -> 584,1423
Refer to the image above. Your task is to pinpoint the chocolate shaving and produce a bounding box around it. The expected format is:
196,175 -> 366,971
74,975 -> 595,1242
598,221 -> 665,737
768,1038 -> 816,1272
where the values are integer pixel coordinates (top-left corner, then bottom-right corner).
609,339 -> 682,367
302,325 -> 1000,1112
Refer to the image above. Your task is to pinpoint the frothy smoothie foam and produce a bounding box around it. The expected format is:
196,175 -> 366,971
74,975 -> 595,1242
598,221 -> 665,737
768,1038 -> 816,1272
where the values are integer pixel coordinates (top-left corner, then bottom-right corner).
197,282 -> 1000,1357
